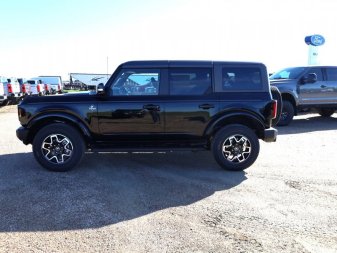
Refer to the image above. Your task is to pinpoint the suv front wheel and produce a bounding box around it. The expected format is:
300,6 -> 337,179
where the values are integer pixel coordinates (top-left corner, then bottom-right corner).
212,124 -> 260,171
32,123 -> 85,172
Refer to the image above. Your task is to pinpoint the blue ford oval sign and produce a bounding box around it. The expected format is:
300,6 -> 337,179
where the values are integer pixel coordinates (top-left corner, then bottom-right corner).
305,35 -> 325,46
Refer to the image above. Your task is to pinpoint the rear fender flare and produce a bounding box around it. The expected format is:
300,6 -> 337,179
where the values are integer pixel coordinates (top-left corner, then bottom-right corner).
205,112 -> 265,139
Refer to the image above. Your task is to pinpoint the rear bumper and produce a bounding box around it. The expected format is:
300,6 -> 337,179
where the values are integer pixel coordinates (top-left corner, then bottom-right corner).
16,126 -> 30,145
262,127 -> 278,142
9,93 -> 22,97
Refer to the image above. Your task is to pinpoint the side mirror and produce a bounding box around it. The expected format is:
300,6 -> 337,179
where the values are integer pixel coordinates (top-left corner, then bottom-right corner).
301,73 -> 317,84
97,83 -> 105,95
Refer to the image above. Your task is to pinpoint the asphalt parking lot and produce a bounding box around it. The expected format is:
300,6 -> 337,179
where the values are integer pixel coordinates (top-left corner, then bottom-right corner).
0,105 -> 337,253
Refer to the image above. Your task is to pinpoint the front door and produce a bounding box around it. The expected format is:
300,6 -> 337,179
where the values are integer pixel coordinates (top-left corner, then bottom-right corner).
298,67 -> 327,105
97,68 -> 164,140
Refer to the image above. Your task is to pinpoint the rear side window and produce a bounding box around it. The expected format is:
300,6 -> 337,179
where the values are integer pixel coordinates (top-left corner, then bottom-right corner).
326,68 -> 337,81
169,68 -> 212,95
222,67 -> 263,91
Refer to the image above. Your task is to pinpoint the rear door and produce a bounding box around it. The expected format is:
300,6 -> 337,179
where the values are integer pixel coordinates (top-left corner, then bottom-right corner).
324,67 -> 337,103
164,64 -> 218,140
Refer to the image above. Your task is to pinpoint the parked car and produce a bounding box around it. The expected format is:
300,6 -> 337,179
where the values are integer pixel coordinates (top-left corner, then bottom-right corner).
270,66 -> 337,125
27,79 -> 45,96
17,60 -> 278,172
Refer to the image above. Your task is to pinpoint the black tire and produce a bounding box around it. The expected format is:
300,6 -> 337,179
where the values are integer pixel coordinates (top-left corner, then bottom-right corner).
0,99 -> 9,106
212,124 -> 260,171
318,108 -> 335,117
270,86 -> 282,126
277,100 -> 294,126
32,123 -> 85,172
7,98 -> 14,105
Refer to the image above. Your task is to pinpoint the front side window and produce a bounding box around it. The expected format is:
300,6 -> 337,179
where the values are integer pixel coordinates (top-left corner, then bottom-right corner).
222,67 -> 263,90
308,68 -> 323,81
169,68 -> 212,95
110,69 -> 160,96
326,68 -> 337,81
269,67 -> 306,80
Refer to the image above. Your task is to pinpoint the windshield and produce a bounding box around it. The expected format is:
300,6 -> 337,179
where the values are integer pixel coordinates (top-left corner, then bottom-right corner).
270,67 -> 306,80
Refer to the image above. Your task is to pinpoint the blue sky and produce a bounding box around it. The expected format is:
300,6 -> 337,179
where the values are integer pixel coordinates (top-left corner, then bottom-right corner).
1,0 -> 337,80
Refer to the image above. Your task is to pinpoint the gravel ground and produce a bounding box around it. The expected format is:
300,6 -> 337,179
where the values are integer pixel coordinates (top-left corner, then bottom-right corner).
0,105 -> 337,252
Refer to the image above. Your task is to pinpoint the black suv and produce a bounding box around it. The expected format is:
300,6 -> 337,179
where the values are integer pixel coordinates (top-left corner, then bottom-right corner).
16,61 -> 278,172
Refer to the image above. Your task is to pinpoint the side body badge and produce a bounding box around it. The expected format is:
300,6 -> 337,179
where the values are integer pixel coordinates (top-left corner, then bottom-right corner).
89,105 -> 96,111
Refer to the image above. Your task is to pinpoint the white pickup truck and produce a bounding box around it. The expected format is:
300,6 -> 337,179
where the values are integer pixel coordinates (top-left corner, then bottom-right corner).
1,77 -> 22,105
0,77 -> 8,105
27,79 -> 45,96
1,77 -> 22,104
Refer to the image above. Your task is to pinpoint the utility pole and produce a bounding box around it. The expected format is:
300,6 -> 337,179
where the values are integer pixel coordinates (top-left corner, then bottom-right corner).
107,56 -> 109,75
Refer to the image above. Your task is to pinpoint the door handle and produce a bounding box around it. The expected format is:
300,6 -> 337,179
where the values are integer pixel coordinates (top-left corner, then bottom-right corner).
143,104 -> 160,110
199,104 -> 214,109
320,85 -> 327,88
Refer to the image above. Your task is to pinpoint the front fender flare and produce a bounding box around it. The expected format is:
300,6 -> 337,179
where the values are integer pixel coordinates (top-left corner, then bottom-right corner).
27,112 -> 92,140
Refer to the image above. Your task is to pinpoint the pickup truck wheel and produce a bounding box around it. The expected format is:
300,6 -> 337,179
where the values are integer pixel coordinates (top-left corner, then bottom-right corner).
318,108 -> 335,117
212,124 -> 260,171
277,100 -> 294,126
270,86 -> 282,126
32,123 -> 85,172
0,99 -> 9,106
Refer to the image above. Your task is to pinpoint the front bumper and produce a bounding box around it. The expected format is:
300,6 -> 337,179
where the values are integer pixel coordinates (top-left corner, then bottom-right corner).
262,127 -> 278,142
16,126 -> 30,145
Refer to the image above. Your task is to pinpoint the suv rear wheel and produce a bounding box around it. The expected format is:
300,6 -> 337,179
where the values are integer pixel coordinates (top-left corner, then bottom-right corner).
212,124 -> 260,171
32,123 -> 85,172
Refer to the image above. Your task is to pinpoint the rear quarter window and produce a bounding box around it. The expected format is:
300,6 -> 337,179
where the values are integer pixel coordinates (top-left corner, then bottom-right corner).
221,67 -> 263,91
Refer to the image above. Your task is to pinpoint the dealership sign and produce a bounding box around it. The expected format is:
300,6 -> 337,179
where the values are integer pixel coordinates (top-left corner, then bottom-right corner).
305,35 -> 325,46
